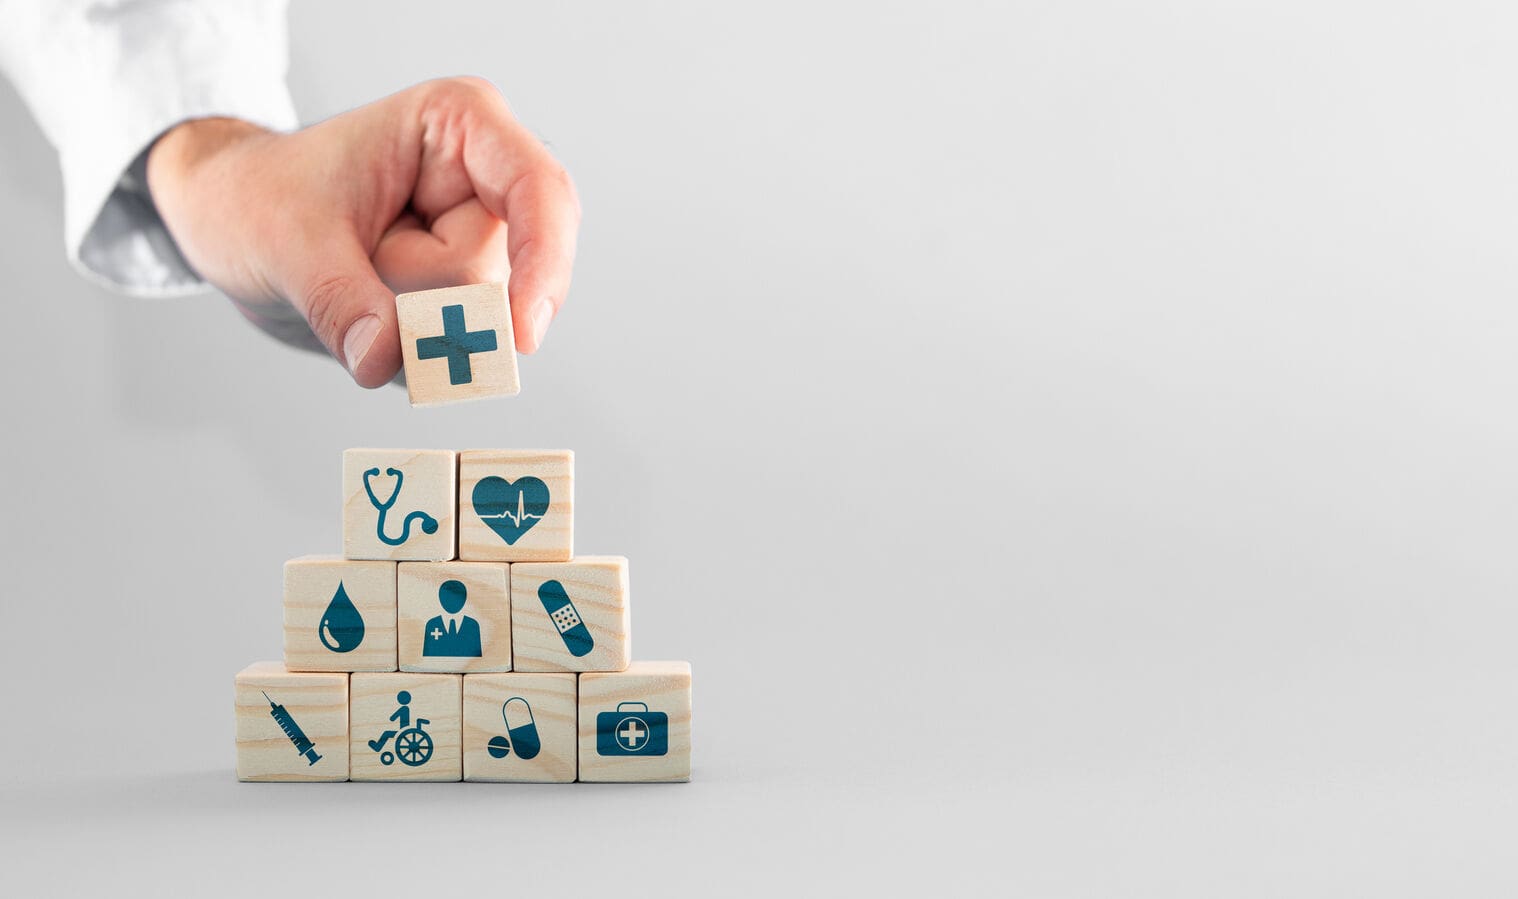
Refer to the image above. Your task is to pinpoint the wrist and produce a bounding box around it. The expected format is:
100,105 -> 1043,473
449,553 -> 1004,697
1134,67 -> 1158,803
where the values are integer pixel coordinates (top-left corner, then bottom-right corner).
146,117 -> 270,199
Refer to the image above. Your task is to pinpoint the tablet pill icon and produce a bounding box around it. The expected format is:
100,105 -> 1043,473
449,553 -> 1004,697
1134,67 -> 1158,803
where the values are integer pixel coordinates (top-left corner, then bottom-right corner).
502,697 -> 541,760
538,580 -> 594,658
485,697 -> 541,761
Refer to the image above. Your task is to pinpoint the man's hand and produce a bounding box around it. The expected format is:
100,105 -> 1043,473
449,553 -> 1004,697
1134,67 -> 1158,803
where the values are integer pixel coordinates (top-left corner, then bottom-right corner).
146,77 -> 580,388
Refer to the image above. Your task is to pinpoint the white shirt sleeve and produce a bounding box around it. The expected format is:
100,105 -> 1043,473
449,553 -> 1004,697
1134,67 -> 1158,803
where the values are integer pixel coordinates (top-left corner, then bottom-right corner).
0,0 -> 298,296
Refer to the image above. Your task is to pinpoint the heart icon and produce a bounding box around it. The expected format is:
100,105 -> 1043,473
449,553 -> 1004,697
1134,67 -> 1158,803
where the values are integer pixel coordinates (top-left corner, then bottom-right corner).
472,476 -> 550,545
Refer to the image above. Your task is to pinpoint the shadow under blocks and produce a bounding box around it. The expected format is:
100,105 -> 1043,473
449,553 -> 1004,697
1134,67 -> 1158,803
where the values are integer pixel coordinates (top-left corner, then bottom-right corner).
236,447 -> 691,783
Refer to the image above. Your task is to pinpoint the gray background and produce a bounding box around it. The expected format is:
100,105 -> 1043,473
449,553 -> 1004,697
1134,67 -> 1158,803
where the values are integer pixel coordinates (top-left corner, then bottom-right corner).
1,0 -> 1515,894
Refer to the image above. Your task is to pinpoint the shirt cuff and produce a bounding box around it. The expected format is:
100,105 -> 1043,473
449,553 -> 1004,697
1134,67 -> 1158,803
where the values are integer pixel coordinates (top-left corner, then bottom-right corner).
0,2 -> 297,295
72,81 -> 296,297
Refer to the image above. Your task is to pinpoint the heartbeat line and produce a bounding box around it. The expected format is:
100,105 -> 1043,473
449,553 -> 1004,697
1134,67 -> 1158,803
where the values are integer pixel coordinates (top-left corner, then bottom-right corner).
480,490 -> 545,527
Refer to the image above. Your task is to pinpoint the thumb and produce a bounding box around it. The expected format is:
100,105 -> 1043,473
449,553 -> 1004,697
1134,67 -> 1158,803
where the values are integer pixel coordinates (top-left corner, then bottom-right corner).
286,241 -> 402,388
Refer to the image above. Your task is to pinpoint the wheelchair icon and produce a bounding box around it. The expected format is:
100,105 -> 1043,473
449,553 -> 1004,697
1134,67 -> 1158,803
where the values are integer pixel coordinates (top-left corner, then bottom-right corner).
367,690 -> 436,767
381,720 -> 433,766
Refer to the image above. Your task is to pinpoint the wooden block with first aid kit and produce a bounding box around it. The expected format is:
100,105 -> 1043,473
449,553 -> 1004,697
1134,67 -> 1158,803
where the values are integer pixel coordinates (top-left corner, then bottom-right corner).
395,282 -> 520,407
577,661 -> 692,783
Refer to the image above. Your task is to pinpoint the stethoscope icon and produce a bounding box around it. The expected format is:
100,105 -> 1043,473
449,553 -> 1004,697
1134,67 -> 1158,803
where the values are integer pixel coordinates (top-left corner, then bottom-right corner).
363,467 -> 439,546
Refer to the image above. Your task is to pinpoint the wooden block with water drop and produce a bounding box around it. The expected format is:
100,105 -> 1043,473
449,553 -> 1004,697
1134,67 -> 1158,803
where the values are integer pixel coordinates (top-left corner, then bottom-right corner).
284,555 -> 398,672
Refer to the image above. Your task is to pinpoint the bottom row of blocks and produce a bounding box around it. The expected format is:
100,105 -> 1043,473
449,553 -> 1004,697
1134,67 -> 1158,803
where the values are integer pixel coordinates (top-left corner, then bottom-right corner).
235,660 -> 691,783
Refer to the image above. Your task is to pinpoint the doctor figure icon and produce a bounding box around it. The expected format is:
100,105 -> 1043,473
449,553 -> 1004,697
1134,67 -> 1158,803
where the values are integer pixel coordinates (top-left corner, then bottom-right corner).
423,579 -> 482,657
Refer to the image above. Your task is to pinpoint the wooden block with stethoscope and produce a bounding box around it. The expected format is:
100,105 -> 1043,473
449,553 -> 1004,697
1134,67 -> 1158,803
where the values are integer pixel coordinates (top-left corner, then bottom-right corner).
342,448 -> 458,561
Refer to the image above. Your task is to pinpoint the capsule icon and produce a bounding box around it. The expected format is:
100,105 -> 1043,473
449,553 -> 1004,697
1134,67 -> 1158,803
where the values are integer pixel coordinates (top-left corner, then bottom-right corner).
486,696 -> 542,760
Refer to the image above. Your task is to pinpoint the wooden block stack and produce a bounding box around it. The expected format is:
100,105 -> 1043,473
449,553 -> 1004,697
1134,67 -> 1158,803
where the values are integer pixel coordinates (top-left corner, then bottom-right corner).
234,447 -> 692,783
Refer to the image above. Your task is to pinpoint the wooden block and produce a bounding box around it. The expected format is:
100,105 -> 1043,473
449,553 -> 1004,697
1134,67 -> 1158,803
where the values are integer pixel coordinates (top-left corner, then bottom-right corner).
510,557 -> 631,672
457,449 -> 573,562
399,562 -> 512,673
396,282 -> 520,407
234,662 -> 349,782
342,448 -> 457,561
463,673 -> 578,782
577,661 -> 692,783
349,673 -> 463,781
284,556 -> 397,672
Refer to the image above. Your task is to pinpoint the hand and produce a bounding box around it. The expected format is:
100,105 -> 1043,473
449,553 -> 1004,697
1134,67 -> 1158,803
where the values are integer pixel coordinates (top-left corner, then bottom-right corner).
146,77 -> 580,388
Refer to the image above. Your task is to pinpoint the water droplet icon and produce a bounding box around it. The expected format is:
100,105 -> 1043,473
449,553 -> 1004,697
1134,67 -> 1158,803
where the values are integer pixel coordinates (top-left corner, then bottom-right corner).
319,582 -> 365,653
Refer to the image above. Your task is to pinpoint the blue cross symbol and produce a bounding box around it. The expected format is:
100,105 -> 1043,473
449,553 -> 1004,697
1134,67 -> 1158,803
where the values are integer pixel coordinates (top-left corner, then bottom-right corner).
415,304 -> 498,386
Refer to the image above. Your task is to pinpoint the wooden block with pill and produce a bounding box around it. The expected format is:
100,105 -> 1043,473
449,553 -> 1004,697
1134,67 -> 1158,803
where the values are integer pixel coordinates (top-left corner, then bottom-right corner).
396,282 -> 519,407
342,448 -> 457,561
398,562 -> 512,673
577,661 -> 692,783
457,449 -> 574,562
284,555 -> 398,672
463,673 -> 578,783
349,673 -> 464,782
510,556 -> 630,672
234,662 -> 349,782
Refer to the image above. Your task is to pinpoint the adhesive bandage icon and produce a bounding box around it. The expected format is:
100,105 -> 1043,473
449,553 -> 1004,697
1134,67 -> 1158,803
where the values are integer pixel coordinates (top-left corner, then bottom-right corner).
538,580 -> 594,657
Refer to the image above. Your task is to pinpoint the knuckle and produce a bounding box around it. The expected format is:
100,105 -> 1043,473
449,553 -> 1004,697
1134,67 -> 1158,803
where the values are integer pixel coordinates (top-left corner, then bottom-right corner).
301,273 -> 356,348
434,75 -> 506,109
455,260 -> 507,285
535,163 -> 582,222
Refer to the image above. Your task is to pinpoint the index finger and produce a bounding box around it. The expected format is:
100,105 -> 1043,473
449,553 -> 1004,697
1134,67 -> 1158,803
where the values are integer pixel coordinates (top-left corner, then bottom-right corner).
456,88 -> 581,354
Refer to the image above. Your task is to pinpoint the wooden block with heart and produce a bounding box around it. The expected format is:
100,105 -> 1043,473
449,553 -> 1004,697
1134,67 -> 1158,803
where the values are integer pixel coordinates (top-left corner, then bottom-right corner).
458,449 -> 574,562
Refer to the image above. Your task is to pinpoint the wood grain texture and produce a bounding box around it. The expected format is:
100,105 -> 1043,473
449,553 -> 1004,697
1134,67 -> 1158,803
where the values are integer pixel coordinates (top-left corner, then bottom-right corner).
577,661 -> 692,783
349,673 -> 463,782
342,448 -> 457,561
510,556 -> 631,672
463,673 -> 577,783
399,562 -> 512,673
283,556 -> 397,672
396,282 -> 520,407
234,662 -> 349,782
457,449 -> 574,562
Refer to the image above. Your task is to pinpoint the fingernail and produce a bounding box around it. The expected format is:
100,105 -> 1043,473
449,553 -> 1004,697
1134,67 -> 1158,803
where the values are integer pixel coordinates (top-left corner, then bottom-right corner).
342,314 -> 382,374
529,300 -> 554,351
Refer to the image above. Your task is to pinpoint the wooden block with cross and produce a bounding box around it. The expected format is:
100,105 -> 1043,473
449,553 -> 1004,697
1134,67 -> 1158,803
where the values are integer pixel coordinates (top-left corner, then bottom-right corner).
396,282 -> 520,407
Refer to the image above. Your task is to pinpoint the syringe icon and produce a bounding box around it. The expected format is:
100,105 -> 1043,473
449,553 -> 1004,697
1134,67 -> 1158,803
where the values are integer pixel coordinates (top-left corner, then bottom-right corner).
263,691 -> 323,766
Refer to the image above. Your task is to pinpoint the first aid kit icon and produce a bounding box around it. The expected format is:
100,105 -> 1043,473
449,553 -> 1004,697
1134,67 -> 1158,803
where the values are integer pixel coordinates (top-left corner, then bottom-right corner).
596,702 -> 668,756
